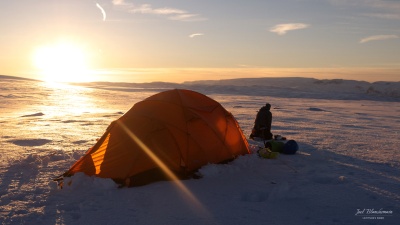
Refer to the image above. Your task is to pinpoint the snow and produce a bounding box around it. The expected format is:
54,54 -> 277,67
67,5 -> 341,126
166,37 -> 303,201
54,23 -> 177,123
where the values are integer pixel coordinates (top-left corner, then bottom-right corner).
0,75 -> 399,225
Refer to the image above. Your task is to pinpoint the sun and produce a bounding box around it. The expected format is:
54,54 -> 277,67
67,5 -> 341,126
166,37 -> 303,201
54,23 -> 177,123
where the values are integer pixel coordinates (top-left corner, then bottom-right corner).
33,41 -> 94,82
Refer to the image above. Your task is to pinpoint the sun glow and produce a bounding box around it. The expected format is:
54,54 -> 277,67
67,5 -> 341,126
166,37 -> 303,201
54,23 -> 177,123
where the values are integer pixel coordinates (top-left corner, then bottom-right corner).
33,41 -> 94,82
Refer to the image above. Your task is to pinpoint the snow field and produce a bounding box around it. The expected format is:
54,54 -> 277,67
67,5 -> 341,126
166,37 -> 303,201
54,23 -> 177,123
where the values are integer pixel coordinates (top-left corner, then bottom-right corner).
0,77 -> 399,224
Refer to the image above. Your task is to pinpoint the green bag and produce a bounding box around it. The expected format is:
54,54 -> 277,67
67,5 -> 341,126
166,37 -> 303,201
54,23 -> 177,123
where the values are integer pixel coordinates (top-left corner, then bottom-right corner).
257,147 -> 279,159
266,140 -> 285,153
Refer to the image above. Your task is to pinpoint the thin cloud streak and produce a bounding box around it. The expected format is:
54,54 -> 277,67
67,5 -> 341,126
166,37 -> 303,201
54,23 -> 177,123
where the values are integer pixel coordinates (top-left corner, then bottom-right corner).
112,0 -> 126,5
112,0 -> 206,21
170,14 -> 206,22
360,35 -> 399,43
270,23 -> 310,35
189,33 -> 204,38
96,3 -> 106,21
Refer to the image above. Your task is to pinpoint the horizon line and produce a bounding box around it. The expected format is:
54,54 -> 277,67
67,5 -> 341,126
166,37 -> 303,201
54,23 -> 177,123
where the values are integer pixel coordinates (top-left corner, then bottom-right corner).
13,67 -> 400,83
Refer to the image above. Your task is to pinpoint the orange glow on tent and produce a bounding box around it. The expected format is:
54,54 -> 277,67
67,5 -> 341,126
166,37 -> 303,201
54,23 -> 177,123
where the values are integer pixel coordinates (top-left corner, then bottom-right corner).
63,89 -> 250,186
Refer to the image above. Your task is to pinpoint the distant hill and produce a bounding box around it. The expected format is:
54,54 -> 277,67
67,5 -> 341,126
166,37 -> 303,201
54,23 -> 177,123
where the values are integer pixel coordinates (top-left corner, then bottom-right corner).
69,77 -> 400,101
182,77 -> 400,100
2,75 -> 399,101
0,75 -> 37,81
80,77 -> 399,101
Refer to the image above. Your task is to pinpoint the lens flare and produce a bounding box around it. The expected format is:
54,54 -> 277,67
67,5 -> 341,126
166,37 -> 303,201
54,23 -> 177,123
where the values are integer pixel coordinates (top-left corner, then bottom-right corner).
117,120 -> 213,218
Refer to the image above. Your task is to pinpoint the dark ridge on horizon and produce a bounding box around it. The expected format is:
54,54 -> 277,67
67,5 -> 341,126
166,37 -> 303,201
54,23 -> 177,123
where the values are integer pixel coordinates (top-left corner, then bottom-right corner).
1,74 -> 399,101
68,77 -> 399,102
1,74 -> 399,86
76,77 -> 376,85
0,75 -> 38,81
78,77 -> 399,86
182,77 -> 400,85
183,76 -> 320,84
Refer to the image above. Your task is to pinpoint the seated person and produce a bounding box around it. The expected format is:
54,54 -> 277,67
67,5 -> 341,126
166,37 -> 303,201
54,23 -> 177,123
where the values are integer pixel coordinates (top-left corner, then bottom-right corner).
250,103 -> 273,140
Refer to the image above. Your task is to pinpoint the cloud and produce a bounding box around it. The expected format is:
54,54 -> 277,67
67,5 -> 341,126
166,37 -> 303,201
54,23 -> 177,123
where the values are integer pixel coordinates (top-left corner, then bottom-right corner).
170,14 -> 206,22
270,23 -> 310,35
112,0 -> 206,22
360,35 -> 399,43
96,3 -> 106,21
152,7 -> 187,15
129,4 -> 186,15
112,0 -> 127,6
189,33 -> 204,38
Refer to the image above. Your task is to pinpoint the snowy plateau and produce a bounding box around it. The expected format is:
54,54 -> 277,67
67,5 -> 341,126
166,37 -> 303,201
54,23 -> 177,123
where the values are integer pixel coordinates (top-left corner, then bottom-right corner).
0,75 -> 399,225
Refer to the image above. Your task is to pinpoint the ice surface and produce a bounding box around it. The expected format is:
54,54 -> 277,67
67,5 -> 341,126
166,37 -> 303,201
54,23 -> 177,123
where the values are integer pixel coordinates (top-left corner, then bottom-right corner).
0,76 -> 399,225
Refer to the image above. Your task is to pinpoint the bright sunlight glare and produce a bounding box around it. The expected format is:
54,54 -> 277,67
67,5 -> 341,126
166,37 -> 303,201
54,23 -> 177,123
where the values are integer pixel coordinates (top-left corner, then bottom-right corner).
117,120 -> 214,219
33,41 -> 94,83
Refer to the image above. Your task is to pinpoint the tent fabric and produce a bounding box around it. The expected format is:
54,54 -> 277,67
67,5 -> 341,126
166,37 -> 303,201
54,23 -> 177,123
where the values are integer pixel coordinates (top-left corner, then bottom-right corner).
63,89 -> 250,186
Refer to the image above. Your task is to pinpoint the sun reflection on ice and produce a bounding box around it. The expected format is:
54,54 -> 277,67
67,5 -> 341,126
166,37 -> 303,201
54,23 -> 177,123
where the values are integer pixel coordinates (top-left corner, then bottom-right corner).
38,82 -> 103,117
7,82 -> 124,153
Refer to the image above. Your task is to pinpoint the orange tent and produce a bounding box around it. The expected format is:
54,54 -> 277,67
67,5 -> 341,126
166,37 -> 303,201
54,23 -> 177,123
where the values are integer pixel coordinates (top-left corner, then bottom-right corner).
63,89 -> 250,186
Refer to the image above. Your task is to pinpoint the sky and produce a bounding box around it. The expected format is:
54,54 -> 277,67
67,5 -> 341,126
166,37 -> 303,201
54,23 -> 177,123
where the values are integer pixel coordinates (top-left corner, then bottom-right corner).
0,0 -> 399,83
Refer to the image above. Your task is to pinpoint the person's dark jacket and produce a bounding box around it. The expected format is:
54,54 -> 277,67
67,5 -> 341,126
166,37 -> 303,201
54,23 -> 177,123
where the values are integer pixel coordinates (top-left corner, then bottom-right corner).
253,105 -> 273,139
255,106 -> 272,131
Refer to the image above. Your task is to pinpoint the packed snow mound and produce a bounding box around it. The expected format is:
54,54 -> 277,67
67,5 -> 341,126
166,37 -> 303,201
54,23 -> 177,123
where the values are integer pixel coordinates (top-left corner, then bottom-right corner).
63,173 -> 118,190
